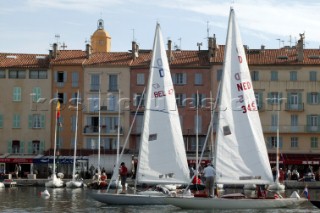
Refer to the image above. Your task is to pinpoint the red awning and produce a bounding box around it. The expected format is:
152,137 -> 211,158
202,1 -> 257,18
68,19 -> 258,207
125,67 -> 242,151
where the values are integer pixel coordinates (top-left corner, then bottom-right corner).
269,153 -> 320,165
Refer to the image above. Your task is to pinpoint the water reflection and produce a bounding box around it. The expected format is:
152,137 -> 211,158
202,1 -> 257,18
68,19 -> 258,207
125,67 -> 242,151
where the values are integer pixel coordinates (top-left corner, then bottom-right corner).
0,187 -> 318,213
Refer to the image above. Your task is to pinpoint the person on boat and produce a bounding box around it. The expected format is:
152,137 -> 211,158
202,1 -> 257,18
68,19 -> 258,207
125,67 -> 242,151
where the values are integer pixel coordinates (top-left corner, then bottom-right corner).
279,168 -> 285,183
203,163 -> 216,198
256,185 -> 266,198
119,162 -> 128,194
286,168 -> 292,180
190,175 -> 205,194
99,172 -> 108,187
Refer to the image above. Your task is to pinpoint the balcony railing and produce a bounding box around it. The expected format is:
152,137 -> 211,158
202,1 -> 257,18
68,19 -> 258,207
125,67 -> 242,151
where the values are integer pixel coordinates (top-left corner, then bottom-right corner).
306,125 -> 320,133
262,125 -> 305,133
83,125 -> 123,134
285,103 -> 304,111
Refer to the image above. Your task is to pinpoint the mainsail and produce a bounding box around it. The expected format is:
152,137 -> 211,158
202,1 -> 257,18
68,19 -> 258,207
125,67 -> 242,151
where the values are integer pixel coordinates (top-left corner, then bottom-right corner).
215,9 -> 274,185
136,24 -> 190,184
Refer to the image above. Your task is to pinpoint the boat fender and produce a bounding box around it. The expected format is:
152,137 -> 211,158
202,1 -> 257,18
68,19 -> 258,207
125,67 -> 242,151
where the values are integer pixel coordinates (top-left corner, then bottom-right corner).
290,191 -> 300,198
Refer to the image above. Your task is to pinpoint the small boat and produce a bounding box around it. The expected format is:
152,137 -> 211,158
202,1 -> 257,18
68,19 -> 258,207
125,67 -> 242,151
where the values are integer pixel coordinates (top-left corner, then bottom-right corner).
45,100 -> 64,188
90,23 -> 191,205
3,179 -> 17,187
66,91 -> 84,188
40,189 -> 50,197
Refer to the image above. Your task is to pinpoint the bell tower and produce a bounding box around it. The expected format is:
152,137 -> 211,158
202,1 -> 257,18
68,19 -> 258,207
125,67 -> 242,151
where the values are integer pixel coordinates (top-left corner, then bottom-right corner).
91,19 -> 111,53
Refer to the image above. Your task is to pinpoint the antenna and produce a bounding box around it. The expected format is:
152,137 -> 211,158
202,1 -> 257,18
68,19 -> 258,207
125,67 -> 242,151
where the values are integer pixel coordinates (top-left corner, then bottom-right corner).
288,35 -> 292,47
131,28 -> 135,42
61,42 -> 67,50
178,37 -> 182,49
276,38 -> 281,48
197,42 -> 202,51
207,21 -> 210,39
55,34 -> 60,44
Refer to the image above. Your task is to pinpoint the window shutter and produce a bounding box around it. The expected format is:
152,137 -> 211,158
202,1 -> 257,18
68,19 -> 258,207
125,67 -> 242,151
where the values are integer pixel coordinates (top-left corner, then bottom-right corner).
307,93 -> 311,104
267,93 -> 272,104
54,71 -> 57,82
266,137 -> 271,149
172,74 -> 176,84
183,73 -> 187,84
298,93 -> 302,103
7,140 -> 12,153
20,141 -> 25,154
28,115 -> 33,128
40,141 -> 45,153
40,114 -> 45,128
64,72 -> 67,82
307,115 -> 311,126
28,141 -> 32,154
258,93 -> 263,109
182,94 -> 186,106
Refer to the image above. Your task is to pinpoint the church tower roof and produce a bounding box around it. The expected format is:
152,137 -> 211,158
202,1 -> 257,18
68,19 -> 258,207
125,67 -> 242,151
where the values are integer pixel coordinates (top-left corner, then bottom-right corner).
91,19 -> 111,53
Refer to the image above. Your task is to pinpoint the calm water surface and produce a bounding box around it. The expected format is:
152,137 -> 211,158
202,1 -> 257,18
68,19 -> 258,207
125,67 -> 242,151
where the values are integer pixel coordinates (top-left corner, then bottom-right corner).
0,187 -> 319,213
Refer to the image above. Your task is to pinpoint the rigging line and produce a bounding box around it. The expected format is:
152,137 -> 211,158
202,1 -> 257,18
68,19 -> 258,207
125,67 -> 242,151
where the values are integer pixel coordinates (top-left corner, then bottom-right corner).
106,87 -> 146,193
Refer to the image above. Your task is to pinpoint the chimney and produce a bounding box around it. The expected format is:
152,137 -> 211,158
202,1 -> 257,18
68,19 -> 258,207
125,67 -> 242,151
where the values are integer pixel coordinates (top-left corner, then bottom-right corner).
168,40 -> 173,62
297,33 -> 304,62
208,34 -> 217,59
52,43 -> 58,59
132,41 -> 139,60
49,50 -> 53,59
86,44 -> 91,59
208,37 -> 213,59
261,45 -> 265,50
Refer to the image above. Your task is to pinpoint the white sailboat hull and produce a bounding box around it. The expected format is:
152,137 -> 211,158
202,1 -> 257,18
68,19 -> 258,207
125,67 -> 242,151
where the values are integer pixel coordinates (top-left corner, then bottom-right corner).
268,182 -> 285,191
45,174 -> 64,188
66,180 -> 84,188
243,184 -> 256,190
164,196 -> 307,209
89,191 -> 167,205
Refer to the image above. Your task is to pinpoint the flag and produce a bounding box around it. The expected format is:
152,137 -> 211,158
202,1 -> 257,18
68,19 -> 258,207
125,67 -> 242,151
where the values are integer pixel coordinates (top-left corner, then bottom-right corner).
303,186 -> 310,200
56,101 -> 61,118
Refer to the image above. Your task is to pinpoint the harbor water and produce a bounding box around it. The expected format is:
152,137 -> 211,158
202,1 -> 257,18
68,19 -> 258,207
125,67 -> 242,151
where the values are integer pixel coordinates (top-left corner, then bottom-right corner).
0,187 -> 319,213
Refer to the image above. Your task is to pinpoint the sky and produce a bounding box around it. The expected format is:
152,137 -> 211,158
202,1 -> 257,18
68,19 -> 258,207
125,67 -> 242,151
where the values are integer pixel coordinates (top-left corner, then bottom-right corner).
1,0 -> 320,54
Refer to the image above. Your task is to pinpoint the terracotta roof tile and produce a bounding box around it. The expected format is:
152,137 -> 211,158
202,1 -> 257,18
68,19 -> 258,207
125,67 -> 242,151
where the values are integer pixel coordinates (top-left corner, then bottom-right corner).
84,52 -> 133,66
131,50 -> 210,67
0,53 -> 49,68
50,50 -> 86,65
211,46 -> 320,65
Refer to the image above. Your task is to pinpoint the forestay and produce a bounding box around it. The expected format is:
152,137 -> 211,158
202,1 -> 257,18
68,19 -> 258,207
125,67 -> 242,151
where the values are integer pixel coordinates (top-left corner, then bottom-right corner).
214,9 -> 274,185
136,24 -> 190,185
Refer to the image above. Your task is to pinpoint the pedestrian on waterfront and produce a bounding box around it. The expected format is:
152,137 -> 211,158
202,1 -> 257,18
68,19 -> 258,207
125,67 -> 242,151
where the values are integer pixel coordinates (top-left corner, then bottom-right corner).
203,163 -> 216,198
89,164 -> 95,177
119,162 -> 128,194
15,164 -> 19,178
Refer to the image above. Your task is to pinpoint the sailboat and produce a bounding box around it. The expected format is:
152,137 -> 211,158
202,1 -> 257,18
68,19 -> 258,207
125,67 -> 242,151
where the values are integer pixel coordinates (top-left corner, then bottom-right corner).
66,91 -> 84,188
164,8 -> 307,209
89,23 -> 191,205
268,102 -> 285,191
87,89 -> 107,189
45,99 -> 64,188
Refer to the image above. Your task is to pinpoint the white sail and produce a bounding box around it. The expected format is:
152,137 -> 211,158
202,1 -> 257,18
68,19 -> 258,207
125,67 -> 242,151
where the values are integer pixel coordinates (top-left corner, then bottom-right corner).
214,9 -> 274,185
136,23 -> 190,185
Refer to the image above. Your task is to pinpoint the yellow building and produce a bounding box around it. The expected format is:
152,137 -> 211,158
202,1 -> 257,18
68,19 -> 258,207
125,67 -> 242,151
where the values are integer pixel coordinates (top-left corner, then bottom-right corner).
0,53 -> 51,175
